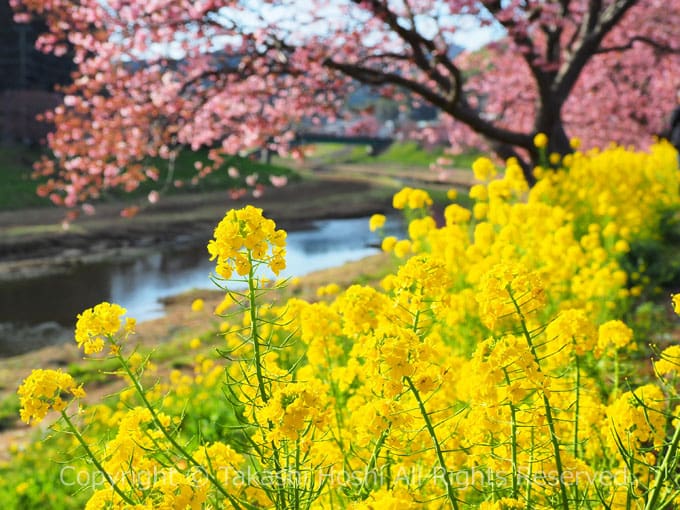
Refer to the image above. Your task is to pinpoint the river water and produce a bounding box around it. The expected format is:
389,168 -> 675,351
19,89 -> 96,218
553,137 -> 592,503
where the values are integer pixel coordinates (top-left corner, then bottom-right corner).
0,216 -> 396,356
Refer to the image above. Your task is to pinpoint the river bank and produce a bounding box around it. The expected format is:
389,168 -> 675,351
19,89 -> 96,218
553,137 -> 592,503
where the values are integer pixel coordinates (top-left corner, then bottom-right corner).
0,175 -> 396,282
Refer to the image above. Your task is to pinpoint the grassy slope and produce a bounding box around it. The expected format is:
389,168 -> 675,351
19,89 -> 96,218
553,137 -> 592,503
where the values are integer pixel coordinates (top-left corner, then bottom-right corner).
0,142 -> 475,212
122,150 -> 300,198
0,146 -> 52,210
303,141 -> 480,168
0,146 -> 299,211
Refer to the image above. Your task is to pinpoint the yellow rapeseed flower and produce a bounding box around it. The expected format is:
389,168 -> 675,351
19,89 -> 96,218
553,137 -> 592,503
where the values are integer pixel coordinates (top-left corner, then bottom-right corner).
444,204 -> 471,225
369,213 -> 386,232
533,132 -> 548,148
393,239 -> 411,258
473,202 -> 489,220
74,302 -> 128,354
18,369 -> 85,425
392,187 -> 433,210
191,298 -> 205,312
597,320 -> 633,353
606,384 -> 666,454
476,262 -> 545,330
469,184 -> 488,201
479,498 -> 524,510
381,235 -> 397,252
208,205 -> 287,278
614,239 -> 630,253
352,487 -> 420,509
392,187 -> 411,209
472,157 -> 497,181
194,441 -> 244,474
316,283 -> 341,297
408,188 -> 433,209
655,345 -> 680,376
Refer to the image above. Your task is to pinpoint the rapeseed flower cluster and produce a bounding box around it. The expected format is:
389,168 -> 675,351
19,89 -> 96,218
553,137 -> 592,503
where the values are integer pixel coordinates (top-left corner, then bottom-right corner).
531,139 -> 679,239
18,369 -> 85,425
208,205 -> 286,278
15,142 -> 680,509
392,186 -> 433,210
75,302 -> 133,354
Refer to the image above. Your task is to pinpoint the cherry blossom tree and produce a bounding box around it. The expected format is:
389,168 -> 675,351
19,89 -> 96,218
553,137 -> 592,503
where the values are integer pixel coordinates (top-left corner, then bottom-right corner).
11,0 -> 680,206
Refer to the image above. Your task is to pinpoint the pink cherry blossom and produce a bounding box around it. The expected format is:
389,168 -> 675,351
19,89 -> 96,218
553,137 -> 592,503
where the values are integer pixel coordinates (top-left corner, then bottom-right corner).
10,0 -> 679,204
269,175 -> 288,188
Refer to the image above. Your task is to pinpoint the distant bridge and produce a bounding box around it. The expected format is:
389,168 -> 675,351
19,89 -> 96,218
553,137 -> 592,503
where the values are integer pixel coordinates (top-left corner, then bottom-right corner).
254,132 -> 394,163
291,132 -> 394,156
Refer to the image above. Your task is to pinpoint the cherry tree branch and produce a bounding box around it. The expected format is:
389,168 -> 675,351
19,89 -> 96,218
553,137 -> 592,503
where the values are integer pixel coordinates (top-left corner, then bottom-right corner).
555,0 -> 638,101
323,57 -> 531,149
597,35 -> 680,54
349,0 -> 461,102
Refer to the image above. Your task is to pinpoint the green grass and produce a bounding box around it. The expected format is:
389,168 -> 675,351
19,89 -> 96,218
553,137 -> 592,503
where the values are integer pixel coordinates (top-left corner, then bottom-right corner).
97,149 -> 300,203
425,186 -> 473,210
323,141 -> 480,168
366,141 -> 446,166
0,394 -> 19,430
304,143 -> 350,158
0,146 -> 300,211
0,141 -> 477,211
0,146 -> 52,211
303,141 -> 444,166
275,141 -> 481,173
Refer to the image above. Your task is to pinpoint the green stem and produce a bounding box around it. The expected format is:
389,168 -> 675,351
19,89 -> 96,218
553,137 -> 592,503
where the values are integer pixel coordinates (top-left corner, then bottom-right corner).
644,418 -> 680,510
245,253 -> 287,509
60,411 -> 136,505
509,291 -> 569,510
358,427 -> 390,497
573,354 -> 581,507
525,427 -> 534,509
248,253 -> 268,404
614,350 -> 620,398
294,440 -> 301,510
116,354 -> 238,506
502,368 -> 519,499
404,376 -> 459,510
574,355 -> 580,459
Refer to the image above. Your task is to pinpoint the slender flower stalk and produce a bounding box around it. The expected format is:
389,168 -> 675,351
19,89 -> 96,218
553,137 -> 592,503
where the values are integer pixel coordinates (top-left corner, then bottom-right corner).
115,352 -> 237,504
510,290 -> 569,510
60,411 -> 136,505
503,368 -> 520,499
248,254 -> 269,404
404,376 -> 459,510
645,421 -> 680,510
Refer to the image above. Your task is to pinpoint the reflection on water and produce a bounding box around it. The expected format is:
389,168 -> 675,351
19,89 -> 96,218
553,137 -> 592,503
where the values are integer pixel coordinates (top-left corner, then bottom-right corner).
0,217 -> 398,355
